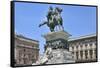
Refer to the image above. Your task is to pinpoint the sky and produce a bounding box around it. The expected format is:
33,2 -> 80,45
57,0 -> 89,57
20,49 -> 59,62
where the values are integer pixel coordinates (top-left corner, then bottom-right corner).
14,2 -> 96,54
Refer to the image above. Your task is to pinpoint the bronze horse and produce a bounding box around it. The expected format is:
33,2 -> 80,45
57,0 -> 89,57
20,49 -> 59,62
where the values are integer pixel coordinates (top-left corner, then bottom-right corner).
39,7 -> 64,32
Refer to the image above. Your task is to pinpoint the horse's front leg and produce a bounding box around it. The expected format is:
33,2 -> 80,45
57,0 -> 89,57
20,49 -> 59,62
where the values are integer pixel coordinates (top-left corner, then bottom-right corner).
62,26 -> 64,31
55,26 -> 57,32
58,25 -> 61,31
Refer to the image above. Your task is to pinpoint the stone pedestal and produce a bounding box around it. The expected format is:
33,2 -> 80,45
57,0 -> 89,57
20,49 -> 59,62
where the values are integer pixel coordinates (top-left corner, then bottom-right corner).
41,30 -> 75,64
43,30 -> 70,50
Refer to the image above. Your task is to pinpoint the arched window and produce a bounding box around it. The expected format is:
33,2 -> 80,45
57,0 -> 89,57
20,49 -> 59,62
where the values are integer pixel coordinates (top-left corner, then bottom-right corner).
90,43 -> 92,49
72,46 -> 74,51
76,46 -> 78,51
80,51 -> 83,59
76,51 -> 78,60
85,44 -> 88,48
85,50 -> 88,59
80,45 -> 83,50
90,50 -> 93,59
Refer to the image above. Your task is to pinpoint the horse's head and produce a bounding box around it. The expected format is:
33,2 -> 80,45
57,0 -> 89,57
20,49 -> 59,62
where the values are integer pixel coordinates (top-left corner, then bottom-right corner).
55,7 -> 62,14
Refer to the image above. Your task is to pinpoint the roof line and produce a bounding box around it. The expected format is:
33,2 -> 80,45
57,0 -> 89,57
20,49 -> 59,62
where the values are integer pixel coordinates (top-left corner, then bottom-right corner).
15,34 -> 39,42
68,33 -> 96,41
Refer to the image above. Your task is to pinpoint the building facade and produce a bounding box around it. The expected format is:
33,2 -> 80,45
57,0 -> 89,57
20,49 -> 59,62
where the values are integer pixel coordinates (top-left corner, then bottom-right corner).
68,34 -> 97,63
15,34 -> 39,66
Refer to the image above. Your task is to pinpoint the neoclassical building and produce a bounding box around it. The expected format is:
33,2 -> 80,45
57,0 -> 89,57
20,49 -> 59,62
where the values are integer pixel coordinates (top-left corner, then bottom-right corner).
68,34 -> 97,63
15,34 -> 39,66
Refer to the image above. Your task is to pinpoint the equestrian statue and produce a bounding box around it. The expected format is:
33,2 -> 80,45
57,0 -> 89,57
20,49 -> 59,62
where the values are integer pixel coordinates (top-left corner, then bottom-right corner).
39,6 -> 64,32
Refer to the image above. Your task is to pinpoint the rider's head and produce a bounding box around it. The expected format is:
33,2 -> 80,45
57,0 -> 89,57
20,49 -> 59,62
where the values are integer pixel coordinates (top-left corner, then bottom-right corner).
49,6 -> 53,11
55,7 -> 62,13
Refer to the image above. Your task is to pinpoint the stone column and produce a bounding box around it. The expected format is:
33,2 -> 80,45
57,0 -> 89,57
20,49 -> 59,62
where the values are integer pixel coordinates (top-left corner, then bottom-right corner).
78,51 -> 81,60
69,47 -> 72,52
87,43 -> 90,59
74,52 -> 76,60
74,46 -> 76,51
82,50 -> 85,60
92,49 -> 96,59
92,42 -> 96,49
15,47 -> 17,62
87,50 -> 90,59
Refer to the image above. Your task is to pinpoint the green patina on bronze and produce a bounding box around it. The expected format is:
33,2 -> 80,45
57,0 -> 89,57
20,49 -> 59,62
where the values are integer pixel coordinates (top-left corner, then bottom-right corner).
39,6 -> 64,32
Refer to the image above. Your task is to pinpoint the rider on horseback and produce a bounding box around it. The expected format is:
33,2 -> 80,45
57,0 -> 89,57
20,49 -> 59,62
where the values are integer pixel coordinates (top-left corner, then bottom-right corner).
39,6 -> 64,32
